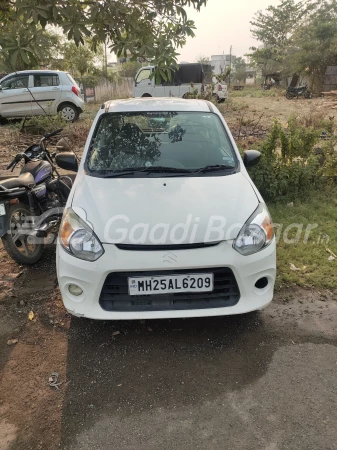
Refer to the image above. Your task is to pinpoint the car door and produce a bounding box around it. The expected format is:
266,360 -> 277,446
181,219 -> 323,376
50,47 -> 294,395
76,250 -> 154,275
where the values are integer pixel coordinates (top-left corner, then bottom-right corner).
0,74 -> 32,117
29,73 -> 62,116
134,68 -> 154,97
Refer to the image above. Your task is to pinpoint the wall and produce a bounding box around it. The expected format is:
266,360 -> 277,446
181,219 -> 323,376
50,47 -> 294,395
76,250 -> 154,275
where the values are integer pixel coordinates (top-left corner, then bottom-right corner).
94,78 -> 134,102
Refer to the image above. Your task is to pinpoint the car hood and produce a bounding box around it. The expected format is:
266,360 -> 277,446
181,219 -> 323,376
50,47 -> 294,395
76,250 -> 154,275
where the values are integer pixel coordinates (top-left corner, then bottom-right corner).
71,172 -> 259,245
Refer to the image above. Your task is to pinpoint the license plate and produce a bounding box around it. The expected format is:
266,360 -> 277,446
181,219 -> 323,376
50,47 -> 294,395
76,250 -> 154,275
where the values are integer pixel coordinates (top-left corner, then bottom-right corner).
0,203 -> 5,217
128,273 -> 214,296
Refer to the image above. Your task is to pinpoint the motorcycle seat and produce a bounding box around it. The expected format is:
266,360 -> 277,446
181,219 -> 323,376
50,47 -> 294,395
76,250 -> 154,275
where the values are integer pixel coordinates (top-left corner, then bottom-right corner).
288,86 -> 306,91
0,173 -> 35,189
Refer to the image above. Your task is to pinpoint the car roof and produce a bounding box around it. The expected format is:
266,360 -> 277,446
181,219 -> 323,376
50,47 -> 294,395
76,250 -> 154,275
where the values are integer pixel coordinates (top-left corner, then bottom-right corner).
103,98 -> 212,113
2,70 -> 65,78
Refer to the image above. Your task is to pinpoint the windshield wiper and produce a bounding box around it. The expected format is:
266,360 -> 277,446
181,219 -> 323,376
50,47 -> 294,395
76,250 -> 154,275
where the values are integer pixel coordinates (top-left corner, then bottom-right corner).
143,166 -> 193,173
194,164 -> 235,174
100,166 -> 193,178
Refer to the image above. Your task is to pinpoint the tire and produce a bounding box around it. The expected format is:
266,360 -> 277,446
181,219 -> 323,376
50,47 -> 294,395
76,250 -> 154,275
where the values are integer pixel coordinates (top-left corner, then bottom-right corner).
286,92 -> 295,100
58,103 -> 79,122
212,93 -> 220,103
141,94 -> 152,98
1,203 -> 44,265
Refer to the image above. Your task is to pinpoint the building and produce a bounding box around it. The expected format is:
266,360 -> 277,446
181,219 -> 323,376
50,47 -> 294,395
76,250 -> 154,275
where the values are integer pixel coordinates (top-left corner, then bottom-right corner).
211,54 -> 236,75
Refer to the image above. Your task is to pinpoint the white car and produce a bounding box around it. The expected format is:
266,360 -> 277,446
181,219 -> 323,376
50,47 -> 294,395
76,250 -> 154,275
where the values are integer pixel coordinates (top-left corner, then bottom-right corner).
134,65 -> 228,102
212,76 -> 228,102
0,70 -> 85,122
56,98 -> 276,320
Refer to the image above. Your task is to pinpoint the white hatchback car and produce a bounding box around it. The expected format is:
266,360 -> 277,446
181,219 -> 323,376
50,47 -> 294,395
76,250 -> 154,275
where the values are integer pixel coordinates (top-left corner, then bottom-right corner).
56,98 -> 276,320
0,70 -> 85,122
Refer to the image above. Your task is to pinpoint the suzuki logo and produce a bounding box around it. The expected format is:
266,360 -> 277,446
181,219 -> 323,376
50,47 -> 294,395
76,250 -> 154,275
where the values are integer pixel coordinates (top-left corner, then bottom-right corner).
162,252 -> 177,264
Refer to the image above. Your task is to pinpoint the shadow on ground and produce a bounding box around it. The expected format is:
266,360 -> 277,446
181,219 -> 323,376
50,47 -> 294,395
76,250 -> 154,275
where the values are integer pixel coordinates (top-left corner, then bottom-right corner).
60,311 -> 276,448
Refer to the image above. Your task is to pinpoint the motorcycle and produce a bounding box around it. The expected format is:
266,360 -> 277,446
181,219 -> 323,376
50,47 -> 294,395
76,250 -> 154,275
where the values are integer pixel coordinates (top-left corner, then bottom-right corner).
0,129 -> 78,264
286,84 -> 312,100
261,82 -> 271,90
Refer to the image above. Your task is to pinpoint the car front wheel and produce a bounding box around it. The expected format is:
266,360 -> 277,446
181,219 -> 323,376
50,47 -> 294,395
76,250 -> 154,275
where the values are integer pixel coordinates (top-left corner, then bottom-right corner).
58,103 -> 79,122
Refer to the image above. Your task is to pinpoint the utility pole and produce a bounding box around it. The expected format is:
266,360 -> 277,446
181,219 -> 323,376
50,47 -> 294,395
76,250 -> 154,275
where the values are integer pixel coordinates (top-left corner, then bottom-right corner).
229,45 -> 232,88
104,39 -> 108,77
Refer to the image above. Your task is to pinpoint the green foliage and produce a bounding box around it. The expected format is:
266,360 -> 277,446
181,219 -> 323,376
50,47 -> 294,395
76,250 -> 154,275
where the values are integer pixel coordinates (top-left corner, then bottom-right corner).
0,0 -> 206,75
183,82 -> 215,101
249,0 -> 337,90
290,0 -> 337,91
249,115 -> 337,201
16,113 -> 67,135
0,24 -> 62,70
269,191 -> 337,289
62,41 -> 99,76
249,0 -> 305,74
119,61 -> 143,78
230,87 -> 283,98
251,0 -> 305,48
214,68 -> 231,83
233,57 -> 247,83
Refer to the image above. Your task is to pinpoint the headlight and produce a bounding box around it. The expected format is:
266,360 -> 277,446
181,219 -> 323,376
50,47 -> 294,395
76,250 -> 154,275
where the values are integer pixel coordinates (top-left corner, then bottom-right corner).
233,203 -> 274,256
59,208 -> 104,261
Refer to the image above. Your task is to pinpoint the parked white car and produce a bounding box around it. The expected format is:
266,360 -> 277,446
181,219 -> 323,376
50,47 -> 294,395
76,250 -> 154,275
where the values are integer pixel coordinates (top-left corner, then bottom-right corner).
134,65 -> 228,102
56,97 -> 276,320
0,70 -> 85,122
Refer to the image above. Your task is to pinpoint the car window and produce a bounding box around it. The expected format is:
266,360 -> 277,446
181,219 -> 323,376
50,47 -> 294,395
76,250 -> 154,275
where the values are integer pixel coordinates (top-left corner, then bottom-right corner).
1,75 -> 29,90
86,112 -> 237,175
135,69 -> 151,84
66,73 -> 79,87
34,74 -> 60,87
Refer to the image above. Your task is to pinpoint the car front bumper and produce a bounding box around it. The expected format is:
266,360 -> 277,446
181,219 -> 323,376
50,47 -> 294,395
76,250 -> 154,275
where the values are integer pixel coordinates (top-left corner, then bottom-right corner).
56,239 -> 276,320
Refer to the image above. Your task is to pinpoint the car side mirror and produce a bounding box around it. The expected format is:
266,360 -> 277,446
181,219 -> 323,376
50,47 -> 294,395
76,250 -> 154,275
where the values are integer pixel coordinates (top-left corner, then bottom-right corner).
243,150 -> 261,168
55,152 -> 78,172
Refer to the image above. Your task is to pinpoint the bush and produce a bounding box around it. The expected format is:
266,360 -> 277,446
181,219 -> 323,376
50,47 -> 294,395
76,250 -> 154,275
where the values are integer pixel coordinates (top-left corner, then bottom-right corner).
248,115 -> 337,202
230,86 -> 284,98
17,113 -> 67,135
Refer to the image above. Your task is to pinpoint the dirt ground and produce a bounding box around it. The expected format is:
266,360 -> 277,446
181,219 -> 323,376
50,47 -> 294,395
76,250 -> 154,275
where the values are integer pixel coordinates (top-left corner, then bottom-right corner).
0,241 -> 337,450
224,95 -> 334,129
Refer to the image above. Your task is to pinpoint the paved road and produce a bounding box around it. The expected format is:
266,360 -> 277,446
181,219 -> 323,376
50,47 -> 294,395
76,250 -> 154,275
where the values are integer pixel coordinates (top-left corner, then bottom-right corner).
59,290 -> 337,450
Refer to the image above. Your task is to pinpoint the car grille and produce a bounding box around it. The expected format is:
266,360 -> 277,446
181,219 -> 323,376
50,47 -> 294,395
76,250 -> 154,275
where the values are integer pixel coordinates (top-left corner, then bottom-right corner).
115,242 -> 220,251
99,267 -> 240,312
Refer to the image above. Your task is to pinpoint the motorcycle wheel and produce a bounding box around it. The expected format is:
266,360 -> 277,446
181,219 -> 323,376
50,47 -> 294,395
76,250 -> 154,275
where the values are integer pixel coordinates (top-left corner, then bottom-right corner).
286,92 -> 295,100
2,203 -> 44,265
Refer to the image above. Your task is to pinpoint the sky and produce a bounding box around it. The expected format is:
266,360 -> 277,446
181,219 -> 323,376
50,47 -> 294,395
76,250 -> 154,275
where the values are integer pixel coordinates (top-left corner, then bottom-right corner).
177,0 -> 281,62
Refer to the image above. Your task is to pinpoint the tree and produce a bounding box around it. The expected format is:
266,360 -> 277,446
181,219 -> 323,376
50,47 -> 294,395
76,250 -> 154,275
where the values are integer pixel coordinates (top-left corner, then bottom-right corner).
0,23 -> 62,70
249,0 -> 337,91
233,57 -> 247,83
196,55 -> 211,65
61,39 -> 105,77
120,61 -> 143,78
0,0 -> 207,77
290,0 -> 337,90
249,0 -> 305,74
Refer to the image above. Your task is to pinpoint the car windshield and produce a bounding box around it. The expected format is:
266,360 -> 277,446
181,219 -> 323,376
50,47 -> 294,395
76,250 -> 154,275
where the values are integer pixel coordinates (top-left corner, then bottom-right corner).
86,111 -> 237,177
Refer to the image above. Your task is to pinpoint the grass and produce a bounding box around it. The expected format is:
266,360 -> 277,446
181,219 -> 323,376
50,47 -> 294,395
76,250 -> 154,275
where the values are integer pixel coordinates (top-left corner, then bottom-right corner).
269,191 -> 337,291
230,86 -> 284,98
